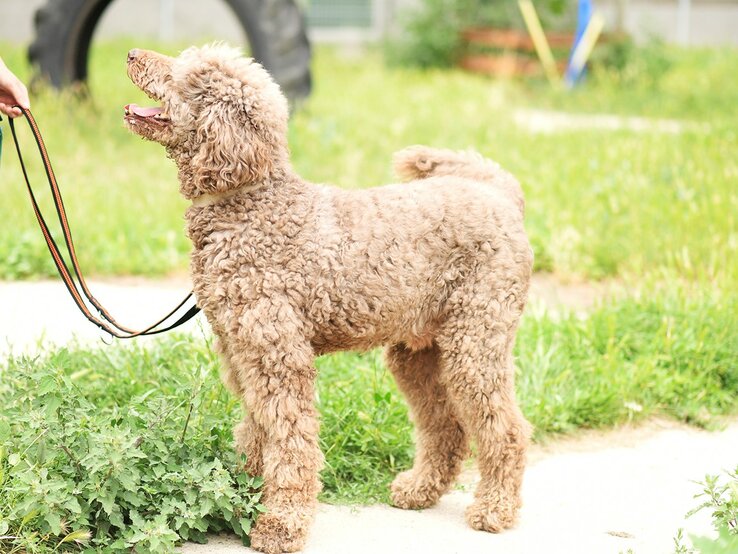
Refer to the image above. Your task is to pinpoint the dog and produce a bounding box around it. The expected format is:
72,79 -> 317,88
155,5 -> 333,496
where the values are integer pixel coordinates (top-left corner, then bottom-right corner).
125,44 -> 533,554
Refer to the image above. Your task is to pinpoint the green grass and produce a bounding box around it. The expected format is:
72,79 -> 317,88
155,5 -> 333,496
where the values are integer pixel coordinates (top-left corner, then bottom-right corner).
1,287 -> 736,551
0,40 -> 736,283
517,288 -> 738,434
535,41 -> 738,120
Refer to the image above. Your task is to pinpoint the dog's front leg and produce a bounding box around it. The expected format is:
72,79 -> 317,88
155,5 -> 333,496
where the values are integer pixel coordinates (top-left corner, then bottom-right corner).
230,302 -> 323,554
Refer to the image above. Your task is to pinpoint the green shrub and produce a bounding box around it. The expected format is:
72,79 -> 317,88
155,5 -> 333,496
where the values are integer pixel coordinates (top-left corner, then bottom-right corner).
385,0 -> 475,68
674,469 -> 738,553
0,341 -> 262,553
589,37 -> 675,87
387,0 -> 577,68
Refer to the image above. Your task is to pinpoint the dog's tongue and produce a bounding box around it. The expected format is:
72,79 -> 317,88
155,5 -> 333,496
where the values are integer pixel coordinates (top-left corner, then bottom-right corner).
125,104 -> 162,117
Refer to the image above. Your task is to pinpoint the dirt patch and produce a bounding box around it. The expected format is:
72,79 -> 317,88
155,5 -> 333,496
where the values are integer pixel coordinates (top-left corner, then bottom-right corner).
526,417 -> 711,462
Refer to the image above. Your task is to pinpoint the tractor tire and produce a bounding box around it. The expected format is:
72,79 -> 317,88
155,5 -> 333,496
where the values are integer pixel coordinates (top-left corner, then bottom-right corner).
28,0 -> 311,103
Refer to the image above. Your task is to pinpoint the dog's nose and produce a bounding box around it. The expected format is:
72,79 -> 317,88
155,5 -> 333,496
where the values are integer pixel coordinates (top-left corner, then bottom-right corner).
127,49 -> 139,63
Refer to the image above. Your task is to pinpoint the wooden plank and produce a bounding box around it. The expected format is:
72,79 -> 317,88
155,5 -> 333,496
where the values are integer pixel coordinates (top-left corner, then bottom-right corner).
461,27 -> 575,51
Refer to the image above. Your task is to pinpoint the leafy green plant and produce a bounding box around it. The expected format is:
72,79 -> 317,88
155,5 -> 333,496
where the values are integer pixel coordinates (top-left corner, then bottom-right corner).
691,471 -> 738,537
386,0 -> 577,68
0,341 -> 263,553
385,0 -> 476,68
673,469 -> 738,554
474,0 -> 575,31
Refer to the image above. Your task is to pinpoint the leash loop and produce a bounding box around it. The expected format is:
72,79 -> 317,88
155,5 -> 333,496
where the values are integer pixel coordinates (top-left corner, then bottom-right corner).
6,107 -> 200,339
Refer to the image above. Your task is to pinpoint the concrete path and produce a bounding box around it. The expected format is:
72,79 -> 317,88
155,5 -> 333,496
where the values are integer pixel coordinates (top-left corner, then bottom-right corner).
0,277 -> 207,356
1,277 -> 732,553
512,108 -> 704,135
181,420 -> 737,554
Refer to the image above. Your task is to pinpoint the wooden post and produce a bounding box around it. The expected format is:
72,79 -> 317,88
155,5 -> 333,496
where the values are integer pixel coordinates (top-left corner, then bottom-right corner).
518,0 -> 560,85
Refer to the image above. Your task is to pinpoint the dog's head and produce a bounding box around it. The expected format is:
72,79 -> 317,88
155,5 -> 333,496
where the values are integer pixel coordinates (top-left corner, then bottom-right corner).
125,44 -> 289,198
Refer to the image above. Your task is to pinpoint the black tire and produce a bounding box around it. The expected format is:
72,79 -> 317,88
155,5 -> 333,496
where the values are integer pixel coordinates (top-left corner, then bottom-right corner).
28,0 -> 311,103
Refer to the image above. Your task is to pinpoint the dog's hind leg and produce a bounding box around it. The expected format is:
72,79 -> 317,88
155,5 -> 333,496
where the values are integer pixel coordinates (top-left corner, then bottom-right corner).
386,342 -> 469,509
437,273 -> 532,533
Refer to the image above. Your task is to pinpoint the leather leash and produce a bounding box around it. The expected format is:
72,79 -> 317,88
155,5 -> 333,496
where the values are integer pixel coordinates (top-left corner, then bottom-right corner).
5,107 -> 200,338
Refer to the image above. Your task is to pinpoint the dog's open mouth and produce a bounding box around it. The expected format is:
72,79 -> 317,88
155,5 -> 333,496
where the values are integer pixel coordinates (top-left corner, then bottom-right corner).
124,104 -> 170,125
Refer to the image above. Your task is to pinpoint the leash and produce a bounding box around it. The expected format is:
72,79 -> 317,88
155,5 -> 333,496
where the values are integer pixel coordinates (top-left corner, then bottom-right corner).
4,107 -> 200,339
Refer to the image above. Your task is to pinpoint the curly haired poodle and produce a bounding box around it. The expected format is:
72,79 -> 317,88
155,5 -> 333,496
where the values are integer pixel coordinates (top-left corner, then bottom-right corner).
125,44 -> 533,553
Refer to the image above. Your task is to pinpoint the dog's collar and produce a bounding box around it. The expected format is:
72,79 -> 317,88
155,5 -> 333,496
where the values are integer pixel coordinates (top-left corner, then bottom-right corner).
191,184 -> 262,208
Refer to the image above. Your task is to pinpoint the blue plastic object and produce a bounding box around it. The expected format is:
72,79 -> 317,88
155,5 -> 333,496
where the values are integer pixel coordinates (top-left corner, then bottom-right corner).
565,0 -> 593,85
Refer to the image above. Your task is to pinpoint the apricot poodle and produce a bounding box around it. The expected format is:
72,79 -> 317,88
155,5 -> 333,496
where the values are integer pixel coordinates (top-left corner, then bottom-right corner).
125,44 -> 533,554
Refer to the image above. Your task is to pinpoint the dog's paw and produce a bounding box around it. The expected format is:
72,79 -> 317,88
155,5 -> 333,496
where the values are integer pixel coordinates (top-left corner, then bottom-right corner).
465,498 -> 519,533
249,512 -> 308,554
390,469 -> 444,510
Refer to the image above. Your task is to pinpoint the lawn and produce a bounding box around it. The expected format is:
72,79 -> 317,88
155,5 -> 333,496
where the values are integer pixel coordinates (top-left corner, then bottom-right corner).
0,38 -> 737,552
0,40 -> 735,283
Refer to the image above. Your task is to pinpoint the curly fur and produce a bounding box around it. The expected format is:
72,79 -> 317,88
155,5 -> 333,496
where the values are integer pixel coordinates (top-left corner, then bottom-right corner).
126,44 -> 533,553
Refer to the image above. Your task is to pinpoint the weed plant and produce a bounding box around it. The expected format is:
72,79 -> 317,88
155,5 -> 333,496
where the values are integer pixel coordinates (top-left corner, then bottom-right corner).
674,468 -> 738,553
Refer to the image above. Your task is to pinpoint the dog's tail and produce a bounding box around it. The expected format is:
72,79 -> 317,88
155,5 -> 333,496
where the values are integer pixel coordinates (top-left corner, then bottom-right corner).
392,145 -> 501,182
392,145 -> 525,213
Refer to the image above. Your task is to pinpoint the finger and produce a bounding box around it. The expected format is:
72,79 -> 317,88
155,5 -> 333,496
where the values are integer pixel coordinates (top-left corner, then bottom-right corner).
0,74 -> 31,110
0,103 -> 22,118
10,81 -> 30,110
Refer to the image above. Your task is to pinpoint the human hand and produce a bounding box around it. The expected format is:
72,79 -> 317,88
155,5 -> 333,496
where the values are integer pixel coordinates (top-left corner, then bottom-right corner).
0,57 -> 30,118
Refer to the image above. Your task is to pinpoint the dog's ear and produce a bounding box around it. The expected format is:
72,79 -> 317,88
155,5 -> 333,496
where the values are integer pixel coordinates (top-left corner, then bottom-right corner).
175,46 -> 289,197
188,98 -> 275,195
